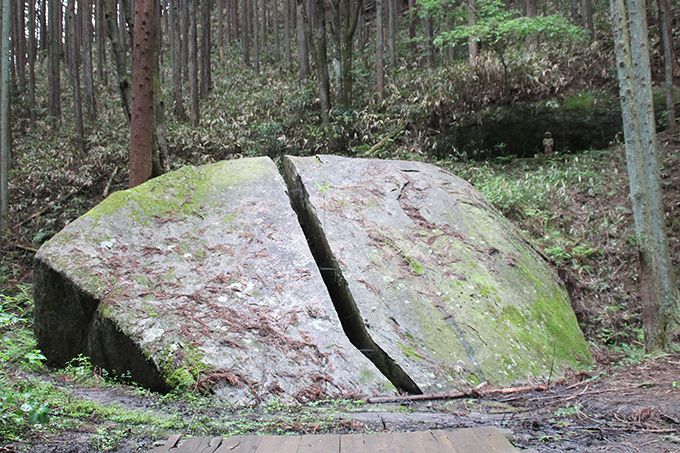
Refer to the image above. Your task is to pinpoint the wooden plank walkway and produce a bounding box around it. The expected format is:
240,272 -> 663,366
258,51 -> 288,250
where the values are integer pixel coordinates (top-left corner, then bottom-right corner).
148,428 -> 522,452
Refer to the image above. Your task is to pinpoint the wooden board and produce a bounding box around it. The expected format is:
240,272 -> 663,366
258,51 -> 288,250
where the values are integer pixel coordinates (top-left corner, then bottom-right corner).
150,428 -> 521,452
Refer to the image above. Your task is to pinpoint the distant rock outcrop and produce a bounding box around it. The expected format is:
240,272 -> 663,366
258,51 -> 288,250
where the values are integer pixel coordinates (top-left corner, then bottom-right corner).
34,155 -> 591,404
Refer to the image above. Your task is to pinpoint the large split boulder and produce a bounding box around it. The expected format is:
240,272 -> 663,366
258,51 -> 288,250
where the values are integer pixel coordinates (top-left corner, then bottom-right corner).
282,155 -> 592,393
33,157 -> 391,404
34,154 -> 591,402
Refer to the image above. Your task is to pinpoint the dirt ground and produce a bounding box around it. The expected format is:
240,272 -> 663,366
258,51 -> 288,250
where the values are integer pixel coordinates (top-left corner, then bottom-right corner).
2,354 -> 677,452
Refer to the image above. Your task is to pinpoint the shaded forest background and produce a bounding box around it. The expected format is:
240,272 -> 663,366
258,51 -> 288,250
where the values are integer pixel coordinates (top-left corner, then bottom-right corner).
0,0 -> 678,346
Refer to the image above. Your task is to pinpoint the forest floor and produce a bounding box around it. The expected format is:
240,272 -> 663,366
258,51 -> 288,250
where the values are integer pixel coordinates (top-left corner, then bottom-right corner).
1,134 -> 680,452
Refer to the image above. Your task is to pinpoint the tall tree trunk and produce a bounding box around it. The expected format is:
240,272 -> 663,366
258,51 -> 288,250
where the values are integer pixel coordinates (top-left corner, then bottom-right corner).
189,0 -> 200,125
296,1 -> 307,78
253,0 -> 260,71
387,0 -> 395,65
47,0 -> 61,119
81,0 -> 97,122
283,0 -> 291,68
273,0 -> 280,61
181,0 -> 189,79
581,0 -> 594,40
95,0 -> 108,84
67,0 -> 86,153
200,0 -> 212,97
170,0 -> 185,119
425,12 -> 434,65
0,0 -> 10,235
375,0 -> 384,99
28,0 -> 36,121
468,0 -> 478,65
259,0 -> 266,57
103,0 -> 131,120
130,0 -> 157,187
657,0 -> 675,132
525,0 -> 536,17
334,0 -> 362,107
17,0 -> 27,94
240,0 -> 250,65
40,0 -> 48,51
408,0 -> 416,55
218,0 -> 225,60
611,0 -> 679,351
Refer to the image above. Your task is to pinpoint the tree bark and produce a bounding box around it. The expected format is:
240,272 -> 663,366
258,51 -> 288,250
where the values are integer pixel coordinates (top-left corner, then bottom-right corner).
387,0 -> 395,65
273,0 -> 280,61
296,1 -> 308,79
181,0 -> 189,79
425,12 -> 434,65
0,0 -> 10,235
657,0 -> 675,132
170,0 -> 185,119
81,0 -> 97,122
67,0 -> 86,154
468,0 -> 478,65
200,0 -> 212,97
95,0 -> 108,84
253,0 -> 260,71
610,0 -> 680,351
103,0 -> 131,120
582,0 -> 594,40
375,0 -> 384,99
240,0 -> 250,66
218,0 -> 225,61
283,0 -> 291,68
28,0 -> 36,121
47,0 -> 61,120
189,0 -> 200,125
130,0 -> 157,187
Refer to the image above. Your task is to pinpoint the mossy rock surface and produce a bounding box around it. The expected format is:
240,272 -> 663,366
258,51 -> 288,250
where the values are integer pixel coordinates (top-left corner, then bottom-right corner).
33,157 -> 391,404
284,155 -> 592,393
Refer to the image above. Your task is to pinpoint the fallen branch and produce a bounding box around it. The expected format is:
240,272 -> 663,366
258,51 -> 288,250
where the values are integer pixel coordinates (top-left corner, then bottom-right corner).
102,167 -> 119,198
366,382 -> 548,404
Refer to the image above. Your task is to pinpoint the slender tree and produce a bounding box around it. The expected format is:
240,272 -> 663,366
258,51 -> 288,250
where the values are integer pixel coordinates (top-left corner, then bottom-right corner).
170,0 -> 185,119
47,0 -> 62,119
67,0 -> 86,153
611,0 -> 679,351
582,0 -> 594,40
468,0 -> 478,65
189,0 -> 200,125
376,0 -> 384,99
0,0 -> 9,236
283,0 -> 291,68
130,0 -> 158,187
296,0 -> 308,78
273,0 -> 280,61
28,0 -> 37,121
657,0 -> 675,132
104,0 -> 131,120
387,0 -> 396,65
81,0 -> 97,122
200,0 -> 212,97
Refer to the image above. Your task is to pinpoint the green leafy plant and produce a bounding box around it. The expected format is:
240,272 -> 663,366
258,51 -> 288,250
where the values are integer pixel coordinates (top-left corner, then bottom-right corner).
436,0 -> 584,88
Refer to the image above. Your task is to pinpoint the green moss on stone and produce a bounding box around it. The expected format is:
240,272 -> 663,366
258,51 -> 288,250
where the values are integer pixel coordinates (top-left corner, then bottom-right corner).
85,159 -> 269,224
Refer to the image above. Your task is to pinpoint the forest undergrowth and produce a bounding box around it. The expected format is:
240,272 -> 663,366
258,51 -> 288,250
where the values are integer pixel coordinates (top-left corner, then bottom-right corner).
1,37 -> 680,451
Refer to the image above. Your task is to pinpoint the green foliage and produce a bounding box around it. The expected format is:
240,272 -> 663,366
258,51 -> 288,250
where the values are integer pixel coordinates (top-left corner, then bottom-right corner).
436,0 -> 585,54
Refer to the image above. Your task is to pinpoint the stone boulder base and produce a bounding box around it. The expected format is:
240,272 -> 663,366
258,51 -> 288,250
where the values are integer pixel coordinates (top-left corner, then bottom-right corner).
34,157 -> 391,404
283,155 -> 592,394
